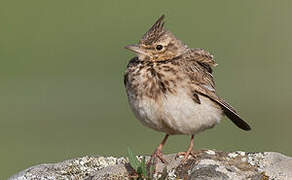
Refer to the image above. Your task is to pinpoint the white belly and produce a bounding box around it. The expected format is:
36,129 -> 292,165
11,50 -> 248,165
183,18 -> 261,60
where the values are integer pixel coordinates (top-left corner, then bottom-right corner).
128,89 -> 223,135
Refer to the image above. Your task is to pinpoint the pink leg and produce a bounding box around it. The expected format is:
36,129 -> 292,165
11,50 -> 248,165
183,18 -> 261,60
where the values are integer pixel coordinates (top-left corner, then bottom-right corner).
148,134 -> 169,165
176,135 -> 197,163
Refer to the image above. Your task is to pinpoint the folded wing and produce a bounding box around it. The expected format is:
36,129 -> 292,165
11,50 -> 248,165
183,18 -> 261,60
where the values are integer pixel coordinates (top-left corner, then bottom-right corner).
180,49 -> 251,131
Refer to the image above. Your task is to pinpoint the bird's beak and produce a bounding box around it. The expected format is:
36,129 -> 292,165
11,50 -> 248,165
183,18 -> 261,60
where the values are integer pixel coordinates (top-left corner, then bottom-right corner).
124,44 -> 147,55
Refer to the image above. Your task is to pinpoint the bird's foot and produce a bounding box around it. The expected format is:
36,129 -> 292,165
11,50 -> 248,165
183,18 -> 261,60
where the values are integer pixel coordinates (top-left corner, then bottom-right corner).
175,150 -> 198,163
146,148 -> 168,175
147,148 -> 168,166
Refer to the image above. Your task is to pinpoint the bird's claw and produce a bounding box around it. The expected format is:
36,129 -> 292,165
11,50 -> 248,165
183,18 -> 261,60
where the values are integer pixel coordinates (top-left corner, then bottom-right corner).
175,150 -> 198,163
148,148 -> 168,165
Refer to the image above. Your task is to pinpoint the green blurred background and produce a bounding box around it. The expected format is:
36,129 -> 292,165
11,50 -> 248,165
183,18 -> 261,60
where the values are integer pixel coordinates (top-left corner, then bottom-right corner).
1,0 -> 292,179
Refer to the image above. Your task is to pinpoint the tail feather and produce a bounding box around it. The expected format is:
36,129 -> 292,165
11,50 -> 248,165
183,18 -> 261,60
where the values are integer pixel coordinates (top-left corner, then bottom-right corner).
223,107 -> 251,131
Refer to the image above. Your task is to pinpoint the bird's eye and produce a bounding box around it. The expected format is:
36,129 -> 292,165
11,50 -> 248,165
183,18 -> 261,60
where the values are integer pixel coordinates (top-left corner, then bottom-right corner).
156,45 -> 163,51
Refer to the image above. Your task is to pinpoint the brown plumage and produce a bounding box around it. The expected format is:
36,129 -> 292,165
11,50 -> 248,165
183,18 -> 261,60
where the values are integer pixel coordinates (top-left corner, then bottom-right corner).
124,15 -> 251,165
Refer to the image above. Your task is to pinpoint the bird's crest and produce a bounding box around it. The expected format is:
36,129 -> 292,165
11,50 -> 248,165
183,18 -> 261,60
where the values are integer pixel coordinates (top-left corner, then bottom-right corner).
140,15 -> 166,45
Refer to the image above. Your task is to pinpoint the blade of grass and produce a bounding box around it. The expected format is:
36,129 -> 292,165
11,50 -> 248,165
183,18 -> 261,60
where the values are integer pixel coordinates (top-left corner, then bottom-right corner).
141,156 -> 147,178
127,147 -> 140,171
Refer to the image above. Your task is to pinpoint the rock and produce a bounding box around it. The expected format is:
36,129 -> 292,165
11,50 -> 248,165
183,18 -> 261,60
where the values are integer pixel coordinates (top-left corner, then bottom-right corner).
8,150 -> 292,180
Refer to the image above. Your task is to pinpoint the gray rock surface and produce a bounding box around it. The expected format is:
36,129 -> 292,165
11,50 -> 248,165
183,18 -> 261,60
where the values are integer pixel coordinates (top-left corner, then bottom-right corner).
8,150 -> 292,180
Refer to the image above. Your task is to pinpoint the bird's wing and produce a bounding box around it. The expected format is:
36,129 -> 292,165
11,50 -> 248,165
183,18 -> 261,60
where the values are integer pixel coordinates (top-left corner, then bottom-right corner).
179,49 -> 251,131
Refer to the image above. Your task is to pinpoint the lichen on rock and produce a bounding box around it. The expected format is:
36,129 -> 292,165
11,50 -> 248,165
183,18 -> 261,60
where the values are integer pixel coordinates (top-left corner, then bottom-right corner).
8,150 -> 292,180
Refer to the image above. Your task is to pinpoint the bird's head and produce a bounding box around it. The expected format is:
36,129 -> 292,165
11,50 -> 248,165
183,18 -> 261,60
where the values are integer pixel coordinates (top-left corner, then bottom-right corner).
125,15 -> 188,62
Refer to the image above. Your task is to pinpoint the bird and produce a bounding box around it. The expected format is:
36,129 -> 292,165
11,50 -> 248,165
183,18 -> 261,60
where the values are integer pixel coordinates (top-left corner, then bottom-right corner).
124,15 -> 251,164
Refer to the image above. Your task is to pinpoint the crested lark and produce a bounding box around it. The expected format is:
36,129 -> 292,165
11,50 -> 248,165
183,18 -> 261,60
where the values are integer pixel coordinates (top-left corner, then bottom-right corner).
124,15 -> 251,164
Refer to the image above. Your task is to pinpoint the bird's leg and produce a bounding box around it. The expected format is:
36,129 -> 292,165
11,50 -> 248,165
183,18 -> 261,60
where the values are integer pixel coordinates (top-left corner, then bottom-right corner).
148,134 -> 169,166
176,135 -> 197,163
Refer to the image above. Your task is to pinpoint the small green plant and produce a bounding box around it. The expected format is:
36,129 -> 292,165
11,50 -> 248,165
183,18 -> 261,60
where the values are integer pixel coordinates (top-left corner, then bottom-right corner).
127,147 -> 155,179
